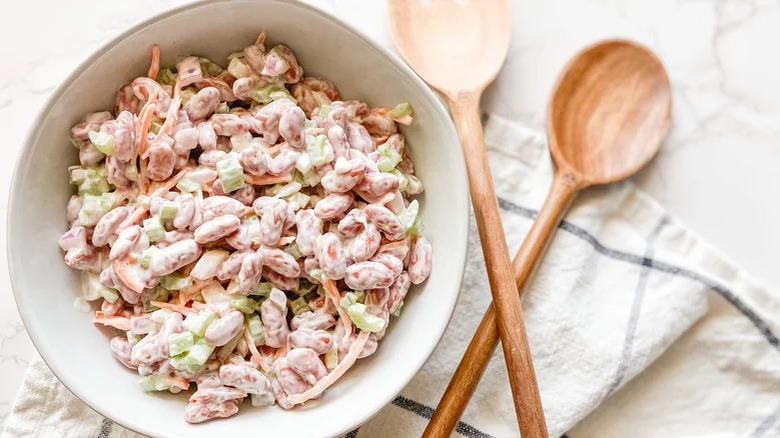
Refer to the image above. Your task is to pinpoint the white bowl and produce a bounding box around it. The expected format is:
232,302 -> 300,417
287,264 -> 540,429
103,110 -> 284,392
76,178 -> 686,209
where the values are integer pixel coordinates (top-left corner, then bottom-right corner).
7,1 -> 468,437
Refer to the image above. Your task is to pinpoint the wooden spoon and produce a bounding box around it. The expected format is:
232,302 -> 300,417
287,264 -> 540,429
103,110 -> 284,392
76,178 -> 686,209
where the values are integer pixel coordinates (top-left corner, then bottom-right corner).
423,39 -> 672,437
388,1 -> 548,436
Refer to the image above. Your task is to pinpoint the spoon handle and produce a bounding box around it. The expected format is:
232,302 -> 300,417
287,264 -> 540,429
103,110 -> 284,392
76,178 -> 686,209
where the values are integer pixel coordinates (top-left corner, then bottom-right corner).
424,169 -> 581,438
444,92 -> 548,438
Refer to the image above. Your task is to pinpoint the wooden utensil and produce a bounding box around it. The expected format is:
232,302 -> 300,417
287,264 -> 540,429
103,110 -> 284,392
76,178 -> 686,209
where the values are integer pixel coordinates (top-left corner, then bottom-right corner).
423,39 -> 673,437
387,1 -> 548,436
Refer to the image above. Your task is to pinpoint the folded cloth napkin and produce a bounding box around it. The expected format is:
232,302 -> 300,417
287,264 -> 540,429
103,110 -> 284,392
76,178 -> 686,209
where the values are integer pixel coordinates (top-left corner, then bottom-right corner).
4,115 -> 780,438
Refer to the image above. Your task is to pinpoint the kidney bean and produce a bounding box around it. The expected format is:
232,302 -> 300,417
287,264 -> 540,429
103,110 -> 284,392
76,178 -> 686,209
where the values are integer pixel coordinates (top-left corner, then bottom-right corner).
113,111 -> 136,161
132,77 -> 171,118
110,336 -> 137,370
173,194 -> 196,230
347,122 -> 373,154
260,247 -> 301,278
279,106 -> 306,150
338,209 -> 367,237
365,203 -> 406,241
289,329 -> 332,355
370,252 -> 404,279
262,268 -> 299,291
313,193 -> 353,220
286,348 -> 327,385
201,196 -> 246,222
238,251 -> 263,293
209,113 -> 249,136
79,141 -> 105,167
344,261 -> 394,290
205,310 -> 244,347
291,77 -> 340,116
348,222 -> 381,263
177,56 -> 203,87
92,207 -> 128,247
219,363 -> 273,396
260,288 -> 290,348
147,141 -> 176,181
199,150 -> 228,168
294,210 -> 322,257
194,215 -> 241,244
172,127 -> 199,154
315,233 -> 347,280
240,145 -> 269,176
149,239 -> 201,276
216,250 -> 250,281
226,224 -> 251,251
290,311 -> 336,331
266,145 -> 299,176
408,236 -> 433,284
196,121 -> 218,151
320,157 -> 366,193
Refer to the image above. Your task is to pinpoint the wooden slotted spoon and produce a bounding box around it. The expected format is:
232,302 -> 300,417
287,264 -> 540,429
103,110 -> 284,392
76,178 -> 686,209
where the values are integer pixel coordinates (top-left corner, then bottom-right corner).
422,39 -> 673,437
388,1 -> 548,437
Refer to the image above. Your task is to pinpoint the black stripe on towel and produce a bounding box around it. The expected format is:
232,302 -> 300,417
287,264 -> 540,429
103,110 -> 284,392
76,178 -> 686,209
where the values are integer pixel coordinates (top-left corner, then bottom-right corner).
497,197 -> 780,350
96,418 -> 112,438
392,396 -> 496,438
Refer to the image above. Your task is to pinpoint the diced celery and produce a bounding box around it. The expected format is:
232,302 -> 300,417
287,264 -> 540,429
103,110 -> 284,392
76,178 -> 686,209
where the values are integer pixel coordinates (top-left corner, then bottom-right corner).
160,201 -> 178,220
377,144 -> 402,172
214,102 -> 230,114
230,297 -> 258,314
324,345 -> 339,370
126,331 -> 141,346
308,268 -> 324,284
71,137 -> 84,149
319,104 -> 331,117
140,246 -> 158,268
306,135 -> 331,167
78,167 -> 111,195
397,199 -> 419,230
408,215 -> 424,236
78,194 -> 105,226
216,156 -> 245,193
198,57 -> 223,77
269,181 -> 302,198
388,102 -> 413,118
143,217 -> 165,242
249,82 -> 287,104
186,337 -> 215,367
176,177 -> 200,193
183,310 -> 217,337
285,192 -> 311,210
149,120 -> 162,134
139,375 -> 170,392
270,90 -> 295,102
296,279 -> 318,297
160,273 -> 192,290
168,331 -> 195,357
69,167 -> 88,184
340,291 -> 365,309
88,131 -> 115,155
391,304 -> 403,318
312,91 -> 332,107
391,169 -> 409,191
333,157 -> 351,174
245,214 -> 261,241
96,286 -> 119,303
289,297 -> 310,315
347,303 -> 386,332
155,68 -> 176,85
293,169 -> 320,187
252,282 -> 273,297
125,162 -> 139,182
246,314 -> 266,346
99,192 -> 116,211
284,242 -> 303,260
181,87 -> 197,105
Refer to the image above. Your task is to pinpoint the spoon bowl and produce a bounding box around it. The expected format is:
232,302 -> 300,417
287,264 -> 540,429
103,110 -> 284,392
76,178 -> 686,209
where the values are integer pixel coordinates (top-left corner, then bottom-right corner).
389,0 -> 511,95
548,39 -> 672,186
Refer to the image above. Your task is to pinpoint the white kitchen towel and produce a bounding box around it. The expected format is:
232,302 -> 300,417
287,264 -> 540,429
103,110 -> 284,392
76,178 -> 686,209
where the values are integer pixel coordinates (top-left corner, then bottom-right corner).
4,115 -> 780,438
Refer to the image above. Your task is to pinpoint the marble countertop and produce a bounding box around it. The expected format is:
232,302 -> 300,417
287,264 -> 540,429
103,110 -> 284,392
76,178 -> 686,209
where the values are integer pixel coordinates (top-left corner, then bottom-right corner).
2,0 -> 778,429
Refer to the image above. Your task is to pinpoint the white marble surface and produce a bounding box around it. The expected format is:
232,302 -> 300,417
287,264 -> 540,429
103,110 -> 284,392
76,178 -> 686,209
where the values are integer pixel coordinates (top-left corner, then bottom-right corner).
1,0 -> 779,430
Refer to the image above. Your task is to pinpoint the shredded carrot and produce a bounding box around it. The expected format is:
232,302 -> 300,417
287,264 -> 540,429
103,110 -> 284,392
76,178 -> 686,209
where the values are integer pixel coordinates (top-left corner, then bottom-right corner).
378,239 -> 407,254
323,278 -> 352,341
376,191 -> 396,206
177,281 -> 206,305
147,45 -> 160,79
118,167 -> 192,229
137,93 -> 159,157
113,261 -> 146,294
278,236 -> 296,246
246,330 -> 273,374
93,312 -> 131,331
157,94 -> 182,138
287,330 -> 370,405
267,143 -> 284,158
150,301 -> 196,315
390,114 -> 413,125
165,375 -> 190,391
372,108 -> 391,116
244,173 -> 293,186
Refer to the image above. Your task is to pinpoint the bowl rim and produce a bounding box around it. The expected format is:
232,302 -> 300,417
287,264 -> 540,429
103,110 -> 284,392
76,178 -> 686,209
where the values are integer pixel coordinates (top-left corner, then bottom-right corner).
7,1 -> 469,436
